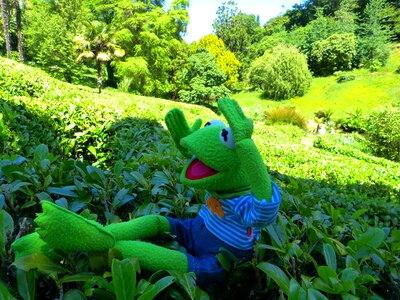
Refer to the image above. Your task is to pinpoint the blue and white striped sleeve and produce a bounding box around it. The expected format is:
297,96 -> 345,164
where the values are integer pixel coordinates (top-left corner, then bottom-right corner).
233,182 -> 281,227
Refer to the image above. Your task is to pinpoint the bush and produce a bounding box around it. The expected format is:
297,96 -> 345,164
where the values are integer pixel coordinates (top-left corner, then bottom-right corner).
248,45 -> 312,100
335,71 -> 356,83
310,33 -> 356,76
365,106 -> 400,162
177,50 -> 230,105
264,106 -> 308,130
335,109 -> 367,133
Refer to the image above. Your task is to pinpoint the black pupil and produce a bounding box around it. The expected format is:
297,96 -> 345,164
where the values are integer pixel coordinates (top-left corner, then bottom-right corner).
221,129 -> 229,142
205,122 -> 211,127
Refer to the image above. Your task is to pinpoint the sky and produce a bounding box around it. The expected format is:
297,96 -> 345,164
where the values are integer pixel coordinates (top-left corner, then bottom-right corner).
165,0 -> 302,43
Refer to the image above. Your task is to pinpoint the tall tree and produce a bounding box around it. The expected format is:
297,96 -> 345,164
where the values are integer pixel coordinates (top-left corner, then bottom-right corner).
0,0 -> 11,58
357,0 -> 394,68
73,20 -> 125,93
13,0 -> 24,62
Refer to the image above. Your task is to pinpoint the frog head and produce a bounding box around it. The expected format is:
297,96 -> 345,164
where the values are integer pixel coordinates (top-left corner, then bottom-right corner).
179,119 -> 250,194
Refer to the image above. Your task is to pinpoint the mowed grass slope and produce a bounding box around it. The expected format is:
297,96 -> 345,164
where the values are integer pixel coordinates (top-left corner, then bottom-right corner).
234,45 -> 400,120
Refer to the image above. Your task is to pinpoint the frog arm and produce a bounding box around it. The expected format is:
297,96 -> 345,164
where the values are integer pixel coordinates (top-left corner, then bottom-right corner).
218,97 -> 272,201
165,108 -> 202,158
236,138 -> 273,201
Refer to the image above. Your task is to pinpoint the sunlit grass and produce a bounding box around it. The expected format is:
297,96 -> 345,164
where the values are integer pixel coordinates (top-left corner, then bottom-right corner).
233,46 -> 400,121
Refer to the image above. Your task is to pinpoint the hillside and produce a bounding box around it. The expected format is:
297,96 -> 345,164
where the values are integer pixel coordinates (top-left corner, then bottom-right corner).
235,46 -> 400,120
0,57 -> 399,299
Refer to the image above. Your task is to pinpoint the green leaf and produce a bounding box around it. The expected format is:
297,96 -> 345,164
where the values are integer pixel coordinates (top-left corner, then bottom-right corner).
257,263 -> 289,294
307,288 -> 329,300
62,289 -> 87,300
16,269 -> 36,300
111,258 -> 140,300
47,186 -> 78,198
194,286 -> 210,300
322,243 -> 337,272
12,253 -> 68,275
0,280 -> 15,300
288,279 -> 306,300
34,144 -> 50,164
88,146 -> 96,156
137,276 -> 175,300
59,273 -> 97,285
10,180 -> 31,192
169,271 -> 196,300
0,195 -> 4,210
351,208 -> 368,219
316,266 -> 342,293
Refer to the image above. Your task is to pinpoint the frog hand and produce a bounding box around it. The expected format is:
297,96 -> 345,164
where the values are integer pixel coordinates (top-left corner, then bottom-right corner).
165,108 -> 202,157
218,97 -> 253,142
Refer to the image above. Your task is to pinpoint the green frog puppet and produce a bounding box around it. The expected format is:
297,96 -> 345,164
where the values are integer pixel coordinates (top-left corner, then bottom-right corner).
12,98 -> 281,286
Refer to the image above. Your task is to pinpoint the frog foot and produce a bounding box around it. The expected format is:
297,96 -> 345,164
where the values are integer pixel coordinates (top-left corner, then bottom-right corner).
35,201 -> 115,252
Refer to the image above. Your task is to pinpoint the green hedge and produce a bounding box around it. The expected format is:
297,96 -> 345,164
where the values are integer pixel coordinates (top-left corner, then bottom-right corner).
0,57 -> 399,299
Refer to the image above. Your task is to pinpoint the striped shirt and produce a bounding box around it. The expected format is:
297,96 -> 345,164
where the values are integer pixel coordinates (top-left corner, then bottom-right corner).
198,182 -> 281,250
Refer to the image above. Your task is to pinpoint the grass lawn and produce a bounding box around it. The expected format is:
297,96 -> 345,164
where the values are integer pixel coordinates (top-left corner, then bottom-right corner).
233,46 -> 400,121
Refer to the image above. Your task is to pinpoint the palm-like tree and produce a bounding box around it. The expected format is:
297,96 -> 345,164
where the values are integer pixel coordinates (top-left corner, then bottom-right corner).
0,0 -> 11,58
73,21 -> 125,93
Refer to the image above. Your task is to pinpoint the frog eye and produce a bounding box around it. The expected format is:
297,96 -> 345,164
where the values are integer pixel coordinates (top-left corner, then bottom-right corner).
204,120 -> 226,127
220,128 -> 235,149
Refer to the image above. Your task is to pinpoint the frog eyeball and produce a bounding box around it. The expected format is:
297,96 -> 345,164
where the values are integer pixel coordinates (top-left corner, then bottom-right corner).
204,120 -> 226,127
220,128 -> 235,149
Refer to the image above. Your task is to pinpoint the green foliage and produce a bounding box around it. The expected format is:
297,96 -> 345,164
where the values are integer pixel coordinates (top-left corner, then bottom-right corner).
114,57 -> 150,94
335,109 -> 367,133
264,107 -> 308,130
335,71 -> 356,83
192,34 -> 241,90
365,106 -> 400,162
23,0 -> 90,83
212,0 -> 263,69
248,45 -> 312,100
177,50 -> 230,105
0,57 -> 399,299
310,33 -> 356,76
356,0 -> 394,69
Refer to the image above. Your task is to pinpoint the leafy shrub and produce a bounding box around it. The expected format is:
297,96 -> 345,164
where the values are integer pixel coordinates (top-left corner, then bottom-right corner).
335,71 -> 356,83
314,108 -> 333,122
310,33 -> 356,76
192,34 -> 241,89
335,109 -> 367,133
248,45 -> 312,100
177,49 -> 230,105
365,106 -> 400,162
264,107 -> 308,130
1,57 -> 399,299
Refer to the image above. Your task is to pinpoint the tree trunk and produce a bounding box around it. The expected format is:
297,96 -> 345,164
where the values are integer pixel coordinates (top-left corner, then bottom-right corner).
96,60 -> 103,94
15,0 -> 24,63
1,0 -> 11,58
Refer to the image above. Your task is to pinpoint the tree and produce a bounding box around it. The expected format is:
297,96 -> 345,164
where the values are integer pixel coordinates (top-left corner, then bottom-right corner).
192,34 -> 241,89
74,20 -> 125,93
213,1 -> 262,63
24,0 -> 91,82
248,45 -> 312,100
177,49 -> 230,105
357,0 -> 394,69
0,0 -> 11,58
310,33 -> 356,76
13,0 -> 24,62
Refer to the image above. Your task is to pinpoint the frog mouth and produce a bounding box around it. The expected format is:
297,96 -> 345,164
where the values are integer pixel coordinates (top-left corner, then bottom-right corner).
186,159 -> 219,180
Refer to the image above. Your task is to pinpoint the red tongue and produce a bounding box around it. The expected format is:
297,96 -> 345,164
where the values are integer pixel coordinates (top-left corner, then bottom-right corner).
186,159 -> 218,180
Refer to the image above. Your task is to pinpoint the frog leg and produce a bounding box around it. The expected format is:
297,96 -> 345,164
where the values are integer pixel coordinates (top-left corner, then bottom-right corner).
113,240 -> 188,273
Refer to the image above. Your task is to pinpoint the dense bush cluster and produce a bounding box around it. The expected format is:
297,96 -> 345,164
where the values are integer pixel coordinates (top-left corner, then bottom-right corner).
365,106 -> 400,162
0,60 -> 399,299
248,45 -> 312,100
